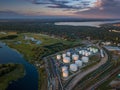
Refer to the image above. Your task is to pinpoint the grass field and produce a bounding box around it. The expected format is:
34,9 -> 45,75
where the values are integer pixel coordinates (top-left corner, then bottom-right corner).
0,32 -> 82,90
0,64 -> 24,90
1,32 -> 81,62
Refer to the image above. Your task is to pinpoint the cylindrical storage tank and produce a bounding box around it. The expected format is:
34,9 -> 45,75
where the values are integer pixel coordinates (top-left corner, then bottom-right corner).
72,54 -> 79,61
88,52 -> 91,56
70,64 -> 78,72
66,52 -> 71,56
81,56 -> 89,63
89,47 -> 93,52
62,54 -> 66,58
81,50 -> 85,55
96,49 -> 98,52
93,49 -> 96,53
63,57 -> 70,63
75,60 -> 82,67
79,50 -> 82,54
94,49 -> 98,53
87,48 -> 90,51
56,55 -> 61,60
61,66 -> 68,72
85,52 -> 89,56
62,70 -> 69,78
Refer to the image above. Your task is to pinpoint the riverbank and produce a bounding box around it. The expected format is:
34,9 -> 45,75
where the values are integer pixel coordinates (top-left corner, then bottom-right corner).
1,32 -> 82,90
0,64 -> 25,90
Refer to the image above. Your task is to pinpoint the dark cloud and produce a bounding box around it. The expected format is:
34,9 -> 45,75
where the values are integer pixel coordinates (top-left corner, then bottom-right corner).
75,0 -> 120,18
101,0 -> 120,7
32,0 -> 93,9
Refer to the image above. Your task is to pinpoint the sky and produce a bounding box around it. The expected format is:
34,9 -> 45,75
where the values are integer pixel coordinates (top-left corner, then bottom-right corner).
0,0 -> 120,19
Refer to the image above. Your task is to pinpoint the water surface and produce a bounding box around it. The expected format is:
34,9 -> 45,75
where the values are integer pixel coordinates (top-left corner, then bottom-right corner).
55,20 -> 120,27
0,42 -> 38,90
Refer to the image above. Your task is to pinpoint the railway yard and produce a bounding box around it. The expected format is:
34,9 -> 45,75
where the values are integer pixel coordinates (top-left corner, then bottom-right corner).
44,41 -> 120,90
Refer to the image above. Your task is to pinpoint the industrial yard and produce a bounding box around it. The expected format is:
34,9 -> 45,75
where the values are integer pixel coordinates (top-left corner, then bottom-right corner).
54,46 -> 99,79
44,42 -> 104,90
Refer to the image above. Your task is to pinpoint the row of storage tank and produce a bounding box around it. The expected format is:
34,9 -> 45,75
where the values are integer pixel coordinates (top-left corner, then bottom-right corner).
61,59 -> 88,78
56,47 -> 99,78
57,48 -> 98,63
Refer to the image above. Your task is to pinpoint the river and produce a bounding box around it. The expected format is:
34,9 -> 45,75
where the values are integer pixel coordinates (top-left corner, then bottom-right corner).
55,20 -> 120,27
0,42 -> 38,90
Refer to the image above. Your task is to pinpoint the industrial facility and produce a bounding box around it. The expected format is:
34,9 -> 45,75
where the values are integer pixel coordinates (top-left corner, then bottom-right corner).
54,46 -> 99,79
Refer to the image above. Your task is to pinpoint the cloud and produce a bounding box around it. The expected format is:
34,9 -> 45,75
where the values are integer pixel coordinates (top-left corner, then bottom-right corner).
74,0 -> 120,18
0,10 -> 25,19
32,0 -> 99,11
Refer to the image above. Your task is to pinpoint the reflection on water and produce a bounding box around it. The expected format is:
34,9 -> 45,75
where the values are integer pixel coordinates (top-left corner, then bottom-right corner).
0,42 -> 38,90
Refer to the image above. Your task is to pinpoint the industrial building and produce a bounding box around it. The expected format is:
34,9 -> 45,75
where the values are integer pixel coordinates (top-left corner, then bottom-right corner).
55,46 -> 99,78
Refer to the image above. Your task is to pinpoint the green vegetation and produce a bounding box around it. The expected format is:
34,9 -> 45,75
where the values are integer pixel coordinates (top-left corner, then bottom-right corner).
0,35 -> 18,40
1,21 -> 119,90
96,57 -> 120,90
81,55 -> 100,71
0,22 -> 120,43
1,32 -> 82,90
0,64 -> 24,90
96,74 -> 117,90
74,48 -> 120,90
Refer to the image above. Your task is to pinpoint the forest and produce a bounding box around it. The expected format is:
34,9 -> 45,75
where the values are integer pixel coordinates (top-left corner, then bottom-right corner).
0,21 -> 120,43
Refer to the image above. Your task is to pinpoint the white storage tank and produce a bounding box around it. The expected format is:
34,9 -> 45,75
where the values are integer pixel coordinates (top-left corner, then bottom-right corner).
72,54 -> 79,61
79,50 -> 82,54
56,55 -> 61,60
93,49 -> 96,53
96,49 -> 98,52
94,49 -> 98,53
81,56 -> 89,63
85,52 -> 89,56
62,53 -> 66,58
62,70 -> 69,78
81,50 -> 85,55
63,57 -> 70,63
88,52 -> 91,56
87,48 -> 90,51
89,47 -> 93,52
61,66 -> 68,72
75,60 -> 82,67
66,52 -> 71,56
70,64 -> 78,72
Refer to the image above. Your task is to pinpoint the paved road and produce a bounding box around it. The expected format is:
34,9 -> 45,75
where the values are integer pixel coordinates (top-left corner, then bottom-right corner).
65,47 -> 108,90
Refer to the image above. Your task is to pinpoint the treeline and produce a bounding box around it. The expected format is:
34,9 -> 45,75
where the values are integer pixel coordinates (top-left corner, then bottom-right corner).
32,43 -> 70,62
0,22 -> 120,42
0,35 -> 18,40
32,43 -> 82,63
0,64 -> 17,76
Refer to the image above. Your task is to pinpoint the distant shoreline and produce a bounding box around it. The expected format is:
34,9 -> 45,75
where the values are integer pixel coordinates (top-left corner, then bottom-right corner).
0,18 -> 120,23
54,20 -> 120,27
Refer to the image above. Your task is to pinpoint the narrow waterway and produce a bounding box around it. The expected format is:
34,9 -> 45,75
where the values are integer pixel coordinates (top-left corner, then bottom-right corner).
0,42 -> 38,90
